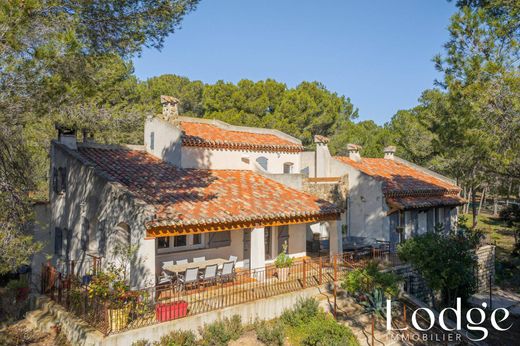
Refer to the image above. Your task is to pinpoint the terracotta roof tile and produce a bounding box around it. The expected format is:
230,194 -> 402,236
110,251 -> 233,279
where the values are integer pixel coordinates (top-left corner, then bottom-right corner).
77,147 -> 338,231
334,157 -> 460,196
180,122 -> 303,153
386,195 -> 465,210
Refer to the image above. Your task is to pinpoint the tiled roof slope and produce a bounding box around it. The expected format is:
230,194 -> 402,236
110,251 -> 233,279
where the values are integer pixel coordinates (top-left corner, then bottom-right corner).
77,147 -> 338,232
334,157 -> 463,210
180,121 -> 304,153
334,157 -> 461,196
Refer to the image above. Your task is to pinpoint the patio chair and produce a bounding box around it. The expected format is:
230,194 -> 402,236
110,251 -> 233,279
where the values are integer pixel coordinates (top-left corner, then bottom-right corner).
177,267 -> 199,290
219,261 -> 235,283
162,260 -> 174,269
229,255 -> 238,263
176,259 -> 188,265
200,264 -> 218,286
193,256 -> 206,263
158,271 -> 173,286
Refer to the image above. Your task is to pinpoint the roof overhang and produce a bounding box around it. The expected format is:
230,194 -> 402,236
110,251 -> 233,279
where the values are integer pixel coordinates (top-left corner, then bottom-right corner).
146,212 -> 340,238
386,194 -> 466,214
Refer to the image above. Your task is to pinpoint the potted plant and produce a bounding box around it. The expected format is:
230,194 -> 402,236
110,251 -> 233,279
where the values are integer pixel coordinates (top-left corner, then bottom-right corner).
274,242 -> 293,281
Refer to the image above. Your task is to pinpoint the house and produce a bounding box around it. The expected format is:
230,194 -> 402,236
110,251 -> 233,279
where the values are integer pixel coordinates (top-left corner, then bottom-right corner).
48,96 -> 344,288
302,139 -> 465,251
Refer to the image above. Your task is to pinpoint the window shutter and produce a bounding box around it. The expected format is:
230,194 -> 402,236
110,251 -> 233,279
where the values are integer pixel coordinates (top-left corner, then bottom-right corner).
208,231 -> 231,248
54,227 -> 63,255
277,225 -> 289,254
388,213 -> 399,252
444,207 -> 451,232
411,210 -> 418,236
52,168 -> 59,193
59,167 -> 67,193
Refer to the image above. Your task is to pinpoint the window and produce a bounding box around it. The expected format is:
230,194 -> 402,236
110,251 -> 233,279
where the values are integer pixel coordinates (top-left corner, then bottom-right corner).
193,233 -> 202,246
256,156 -> 268,171
150,131 -> 155,150
278,225 -> 289,254
283,162 -> 294,174
157,234 -> 205,253
173,235 -> 187,247
158,237 -> 170,249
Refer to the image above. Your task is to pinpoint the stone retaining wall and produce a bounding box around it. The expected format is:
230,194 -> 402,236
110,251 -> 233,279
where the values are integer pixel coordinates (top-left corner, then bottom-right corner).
475,245 -> 495,292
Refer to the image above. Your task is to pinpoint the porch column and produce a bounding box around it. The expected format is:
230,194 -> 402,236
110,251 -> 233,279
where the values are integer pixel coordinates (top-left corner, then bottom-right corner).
329,219 -> 343,257
250,227 -> 265,270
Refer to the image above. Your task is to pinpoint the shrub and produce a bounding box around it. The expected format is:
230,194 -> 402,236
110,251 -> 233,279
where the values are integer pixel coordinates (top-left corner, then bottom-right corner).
255,320 -> 285,346
397,229 -> 478,307
341,260 -> 400,299
154,330 -> 197,346
302,315 -> 359,346
280,298 -> 319,327
199,315 -> 243,346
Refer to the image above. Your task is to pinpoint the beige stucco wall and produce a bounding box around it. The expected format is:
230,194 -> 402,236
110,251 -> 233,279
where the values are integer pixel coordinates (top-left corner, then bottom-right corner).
49,143 -> 155,288
144,117 -> 183,166
181,146 -> 301,173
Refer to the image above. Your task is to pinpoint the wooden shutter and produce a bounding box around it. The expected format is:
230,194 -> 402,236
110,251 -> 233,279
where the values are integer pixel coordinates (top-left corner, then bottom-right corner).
208,231 -> 231,248
54,227 -> 63,255
444,207 -> 451,232
278,225 -> 289,254
59,167 -> 67,193
52,168 -> 59,193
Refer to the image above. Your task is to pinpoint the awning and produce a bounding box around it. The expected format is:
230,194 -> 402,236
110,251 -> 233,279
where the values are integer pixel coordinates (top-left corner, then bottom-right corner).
146,212 -> 340,238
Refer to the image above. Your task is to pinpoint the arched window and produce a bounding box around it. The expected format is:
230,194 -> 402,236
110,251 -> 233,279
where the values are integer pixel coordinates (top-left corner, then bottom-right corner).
283,162 -> 294,174
256,156 -> 268,171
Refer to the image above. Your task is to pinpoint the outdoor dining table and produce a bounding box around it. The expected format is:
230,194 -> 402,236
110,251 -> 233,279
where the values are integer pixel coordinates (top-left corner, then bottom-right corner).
162,258 -> 228,275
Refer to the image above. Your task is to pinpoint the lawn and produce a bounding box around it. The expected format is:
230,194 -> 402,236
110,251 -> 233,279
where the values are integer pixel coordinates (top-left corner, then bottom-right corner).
462,213 -> 520,292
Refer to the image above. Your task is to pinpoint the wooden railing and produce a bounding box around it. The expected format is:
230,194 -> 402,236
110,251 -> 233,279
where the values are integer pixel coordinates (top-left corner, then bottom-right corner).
40,250 -> 401,335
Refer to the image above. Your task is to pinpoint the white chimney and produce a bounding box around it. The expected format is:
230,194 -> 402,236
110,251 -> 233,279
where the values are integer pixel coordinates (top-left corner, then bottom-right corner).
314,135 -> 331,177
160,95 -> 180,123
347,143 -> 362,162
56,125 -> 77,150
384,146 -> 396,160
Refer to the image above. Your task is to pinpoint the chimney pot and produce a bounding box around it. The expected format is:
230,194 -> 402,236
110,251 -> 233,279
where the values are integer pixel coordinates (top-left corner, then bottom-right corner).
384,146 -> 396,160
347,143 -> 362,162
160,95 -> 180,123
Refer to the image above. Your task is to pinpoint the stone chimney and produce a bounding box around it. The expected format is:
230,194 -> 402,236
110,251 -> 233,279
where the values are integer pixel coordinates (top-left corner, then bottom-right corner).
347,143 -> 362,162
384,146 -> 396,160
55,125 -> 77,150
160,95 -> 180,123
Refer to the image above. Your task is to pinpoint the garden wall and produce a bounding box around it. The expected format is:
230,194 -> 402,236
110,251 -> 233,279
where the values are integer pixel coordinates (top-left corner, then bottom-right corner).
475,245 -> 495,293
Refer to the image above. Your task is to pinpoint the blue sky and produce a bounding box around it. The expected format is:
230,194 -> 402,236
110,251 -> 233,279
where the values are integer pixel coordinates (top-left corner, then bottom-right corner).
133,0 -> 456,124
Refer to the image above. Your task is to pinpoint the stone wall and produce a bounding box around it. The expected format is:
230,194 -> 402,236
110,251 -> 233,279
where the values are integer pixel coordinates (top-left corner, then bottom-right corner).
475,245 -> 495,292
302,175 -> 348,208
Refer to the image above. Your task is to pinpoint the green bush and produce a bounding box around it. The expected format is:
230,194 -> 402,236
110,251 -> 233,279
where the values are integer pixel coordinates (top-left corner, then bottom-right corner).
341,260 -> 401,299
255,320 -> 285,346
199,315 -> 243,346
280,298 -> 319,327
302,315 -> 359,346
132,330 -> 197,346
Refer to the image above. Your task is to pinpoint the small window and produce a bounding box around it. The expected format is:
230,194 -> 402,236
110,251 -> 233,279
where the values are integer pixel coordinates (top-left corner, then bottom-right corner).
158,237 -> 170,249
150,131 -> 155,150
283,162 -> 294,174
256,156 -> 268,171
193,233 -> 202,246
174,235 -> 187,248
265,226 -> 272,259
